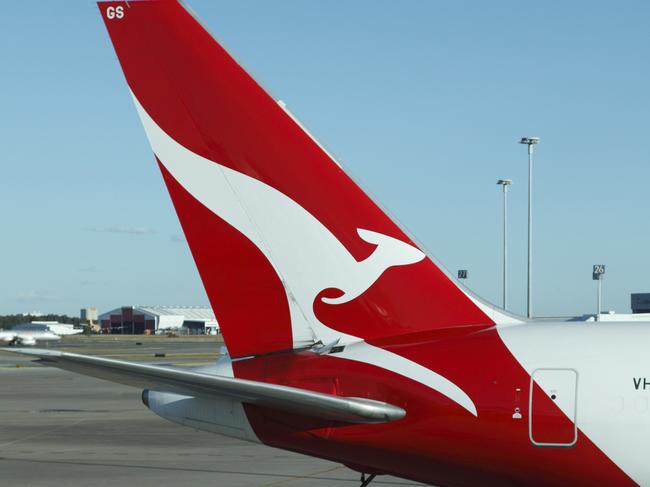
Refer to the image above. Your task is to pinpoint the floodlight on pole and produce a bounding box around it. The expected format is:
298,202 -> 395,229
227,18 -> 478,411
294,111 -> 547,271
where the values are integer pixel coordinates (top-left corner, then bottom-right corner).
519,137 -> 539,319
496,179 -> 512,310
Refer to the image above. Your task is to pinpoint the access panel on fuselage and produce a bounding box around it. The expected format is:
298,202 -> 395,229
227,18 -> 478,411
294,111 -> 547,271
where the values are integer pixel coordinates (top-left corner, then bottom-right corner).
529,368 -> 578,447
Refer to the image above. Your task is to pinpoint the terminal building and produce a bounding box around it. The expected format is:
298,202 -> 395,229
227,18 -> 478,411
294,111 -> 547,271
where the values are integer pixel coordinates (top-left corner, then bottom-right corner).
80,307 -> 98,324
631,293 -> 650,314
98,306 -> 219,335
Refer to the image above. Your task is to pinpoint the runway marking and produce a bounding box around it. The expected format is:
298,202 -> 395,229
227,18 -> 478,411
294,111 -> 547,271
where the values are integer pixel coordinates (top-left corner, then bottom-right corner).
0,457 -> 420,484
0,418 -> 86,449
256,465 -> 343,486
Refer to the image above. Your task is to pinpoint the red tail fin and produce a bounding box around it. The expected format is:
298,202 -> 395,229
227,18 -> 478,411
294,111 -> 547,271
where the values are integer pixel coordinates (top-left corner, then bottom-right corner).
98,0 -> 505,358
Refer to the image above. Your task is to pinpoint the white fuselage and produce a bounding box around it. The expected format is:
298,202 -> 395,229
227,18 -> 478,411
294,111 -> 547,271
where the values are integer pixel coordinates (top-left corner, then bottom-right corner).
0,330 -> 61,346
499,321 -> 650,485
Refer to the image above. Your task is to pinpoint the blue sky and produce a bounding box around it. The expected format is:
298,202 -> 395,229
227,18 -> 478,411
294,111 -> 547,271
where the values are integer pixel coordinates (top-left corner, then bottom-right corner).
1,1 -> 649,318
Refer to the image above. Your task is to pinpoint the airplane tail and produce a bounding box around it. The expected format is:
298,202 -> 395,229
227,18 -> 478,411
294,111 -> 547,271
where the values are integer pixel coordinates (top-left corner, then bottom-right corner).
98,0 -> 515,358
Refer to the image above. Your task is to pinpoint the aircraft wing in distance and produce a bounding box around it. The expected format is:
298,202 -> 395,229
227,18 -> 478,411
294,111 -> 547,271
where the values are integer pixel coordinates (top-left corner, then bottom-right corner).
1,348 -> 405,425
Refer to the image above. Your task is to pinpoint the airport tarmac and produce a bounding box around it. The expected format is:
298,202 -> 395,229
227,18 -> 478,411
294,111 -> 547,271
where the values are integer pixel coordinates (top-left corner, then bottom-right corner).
0,337 -> 421,486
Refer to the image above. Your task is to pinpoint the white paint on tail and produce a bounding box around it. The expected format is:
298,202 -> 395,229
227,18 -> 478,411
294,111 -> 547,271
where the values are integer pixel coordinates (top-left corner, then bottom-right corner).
131,92 -> 477,416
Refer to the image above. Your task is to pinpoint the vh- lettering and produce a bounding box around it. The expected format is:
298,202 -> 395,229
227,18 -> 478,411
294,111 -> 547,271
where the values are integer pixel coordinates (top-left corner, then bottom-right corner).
633,378 -> 650,390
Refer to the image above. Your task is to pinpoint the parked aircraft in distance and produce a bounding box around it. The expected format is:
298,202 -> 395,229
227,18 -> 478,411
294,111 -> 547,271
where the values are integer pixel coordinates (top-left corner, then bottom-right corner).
4,1 -> 648,486
14,322 -> 83,336
0,328 -> 61,346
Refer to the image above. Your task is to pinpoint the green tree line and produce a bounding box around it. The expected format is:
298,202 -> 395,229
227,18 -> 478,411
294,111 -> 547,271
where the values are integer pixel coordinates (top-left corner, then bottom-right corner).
0,314 -> 81,329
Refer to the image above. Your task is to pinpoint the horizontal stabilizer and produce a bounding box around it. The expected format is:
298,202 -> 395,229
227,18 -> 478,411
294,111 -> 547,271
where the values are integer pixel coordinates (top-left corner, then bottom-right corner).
2,348 -> 405,424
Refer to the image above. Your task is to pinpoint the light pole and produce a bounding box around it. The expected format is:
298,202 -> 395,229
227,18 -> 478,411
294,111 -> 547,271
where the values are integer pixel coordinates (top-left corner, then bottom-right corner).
519,137 -> 539,319
497,179 -> 512,309
593,265 -> 606,321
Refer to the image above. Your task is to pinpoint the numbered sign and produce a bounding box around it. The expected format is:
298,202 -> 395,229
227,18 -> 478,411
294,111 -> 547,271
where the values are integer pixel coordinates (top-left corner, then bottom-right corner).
458,270 -> 468,280
592,264 -> 605,280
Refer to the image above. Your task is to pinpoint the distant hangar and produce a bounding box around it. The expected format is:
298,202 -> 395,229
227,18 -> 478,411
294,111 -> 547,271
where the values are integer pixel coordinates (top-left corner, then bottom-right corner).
98,305 -> 219,335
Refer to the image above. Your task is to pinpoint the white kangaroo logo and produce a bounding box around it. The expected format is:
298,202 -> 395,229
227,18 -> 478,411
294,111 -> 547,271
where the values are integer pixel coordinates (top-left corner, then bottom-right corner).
321,228 -> 424,305
132,93 -> 477,416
